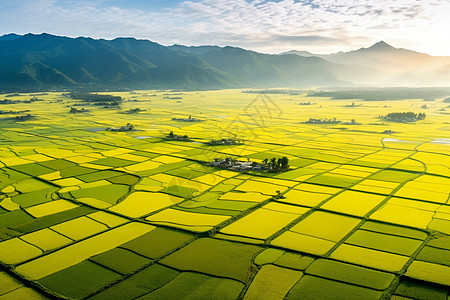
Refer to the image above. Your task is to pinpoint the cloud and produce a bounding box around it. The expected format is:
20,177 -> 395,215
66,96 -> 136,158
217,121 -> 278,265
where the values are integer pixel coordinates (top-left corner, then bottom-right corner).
0,0 -> 449,55
271,35 -> 339,43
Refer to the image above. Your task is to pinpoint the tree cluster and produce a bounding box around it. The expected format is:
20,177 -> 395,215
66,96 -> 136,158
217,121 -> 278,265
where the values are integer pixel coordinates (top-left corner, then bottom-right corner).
65,92 -> 122,105
262,157 -> 289,172
69,107 -> 90,113
381,112 -> 426,122
305,117 -> 340,124
167,131 -> 189,141
208,138 -> 244,145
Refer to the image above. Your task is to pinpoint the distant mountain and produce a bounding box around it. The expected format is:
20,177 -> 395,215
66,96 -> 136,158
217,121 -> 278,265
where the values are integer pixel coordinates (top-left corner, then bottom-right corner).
321,41 -> 434,68
1,34 -> 450,91
200,47 -> 349,86
0,33 -> 22,41
286,41 -> 450,86
280,50 -> 317,57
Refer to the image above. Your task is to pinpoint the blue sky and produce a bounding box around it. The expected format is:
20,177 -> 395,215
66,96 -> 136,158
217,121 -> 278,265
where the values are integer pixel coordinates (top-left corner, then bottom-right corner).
101,0 -> 185,11
0,0 -> 449,55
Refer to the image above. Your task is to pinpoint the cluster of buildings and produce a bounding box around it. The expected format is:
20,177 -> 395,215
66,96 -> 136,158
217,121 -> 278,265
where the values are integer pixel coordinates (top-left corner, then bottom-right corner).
210,158 -> 265,172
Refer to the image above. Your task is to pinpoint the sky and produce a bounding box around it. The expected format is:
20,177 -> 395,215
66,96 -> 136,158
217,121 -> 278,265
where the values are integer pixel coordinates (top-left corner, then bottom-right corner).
0,0 -> 449,55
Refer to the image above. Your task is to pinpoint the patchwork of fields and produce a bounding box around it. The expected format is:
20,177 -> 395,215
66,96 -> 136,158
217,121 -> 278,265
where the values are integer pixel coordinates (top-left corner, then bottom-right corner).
1,90 -> 450,299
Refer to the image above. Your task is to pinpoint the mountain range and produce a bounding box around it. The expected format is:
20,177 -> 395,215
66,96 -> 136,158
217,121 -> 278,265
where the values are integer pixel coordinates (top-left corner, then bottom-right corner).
1,33 -> 449,91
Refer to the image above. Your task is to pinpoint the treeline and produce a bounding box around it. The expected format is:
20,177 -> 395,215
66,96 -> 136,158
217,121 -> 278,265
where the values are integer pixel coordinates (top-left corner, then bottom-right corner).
308,88 -> 450,101
242,89 -> 306,95
208,138 -> 244,146
381,112 -> 426,122
65,92 -> 122,103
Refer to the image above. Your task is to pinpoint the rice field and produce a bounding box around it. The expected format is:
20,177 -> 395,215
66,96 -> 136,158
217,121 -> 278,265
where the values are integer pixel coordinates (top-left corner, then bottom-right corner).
0,89 -> 449,299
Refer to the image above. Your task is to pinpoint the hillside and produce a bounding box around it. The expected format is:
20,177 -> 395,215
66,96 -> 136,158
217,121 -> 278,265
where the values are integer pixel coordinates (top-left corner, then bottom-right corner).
0,34 -> 234,91
0,33 -> 348,91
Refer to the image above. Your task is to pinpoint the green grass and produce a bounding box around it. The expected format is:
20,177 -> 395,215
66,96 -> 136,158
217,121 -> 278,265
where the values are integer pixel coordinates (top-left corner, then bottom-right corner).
360,221 -> 428,240
120,227 -> 195,259
136,160 -> 192,176
305,259 -> 395,290
394,278 -> 448,300
90,248 -> 151,275
369,170 -> 419,183
13,179 -> 54,193
306,174 -> 361,188
108,174 -> 140,185
0,228 -> 22,241
9,163 -> 54,176
12,206 -> 95,234
416,246 -> 450,267
38,159 -> 77,170
427,236 -> 450,250
90,264 -> 179,300
90,157 -> 136,168
160,185 -> 197,199
160,238 -> 261,282
286,275 -> 383,300
0,210 -> 34,229
273,252 -> 315,271
254,248 -> 285,266
164,167 -> 206,178
59,166 -> 97,178
345,229 -> 423,256
77,170 -> 124,183
12,188 -> 57,208
174,206 -> 241,216
139,271 -> 244,300
70,184 -> 129,205
38,260 -> 121,299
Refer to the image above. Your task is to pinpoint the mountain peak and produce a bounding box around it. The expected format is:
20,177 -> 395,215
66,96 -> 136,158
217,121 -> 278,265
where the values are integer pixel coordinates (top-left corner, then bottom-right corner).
0,33 -> 22,41
368,40 -> 394,50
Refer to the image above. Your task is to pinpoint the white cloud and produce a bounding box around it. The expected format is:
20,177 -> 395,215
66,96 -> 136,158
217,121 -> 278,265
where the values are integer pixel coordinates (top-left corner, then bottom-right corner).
0,0 -> 449,55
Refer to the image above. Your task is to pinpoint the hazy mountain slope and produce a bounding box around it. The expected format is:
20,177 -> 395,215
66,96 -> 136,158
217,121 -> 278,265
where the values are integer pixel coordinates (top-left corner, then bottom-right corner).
168,44 -> 222,55
201,47 -> 349,86
109,38 -> 236,88
281,50 -> 317,57
286,41 -> 450,86
320,41 -> 435,71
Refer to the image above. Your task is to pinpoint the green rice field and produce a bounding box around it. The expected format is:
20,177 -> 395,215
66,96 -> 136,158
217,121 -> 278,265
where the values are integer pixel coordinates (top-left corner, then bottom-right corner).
1,90 -> 450,299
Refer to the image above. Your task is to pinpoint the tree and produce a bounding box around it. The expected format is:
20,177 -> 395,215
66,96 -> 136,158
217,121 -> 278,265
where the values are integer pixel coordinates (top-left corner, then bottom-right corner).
168,131 -> 174,138
270,158 -> 277,171
275,190 -> 284,199
262,158 -> 268,165
281,157 -> 289,170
